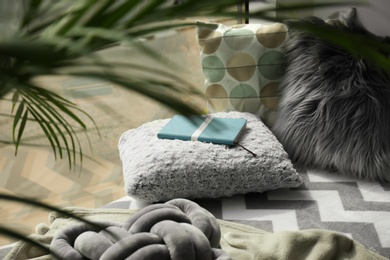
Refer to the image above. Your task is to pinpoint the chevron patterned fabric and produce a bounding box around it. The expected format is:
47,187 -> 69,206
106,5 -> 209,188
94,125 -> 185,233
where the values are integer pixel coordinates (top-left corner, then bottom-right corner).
104,168 -> 390,259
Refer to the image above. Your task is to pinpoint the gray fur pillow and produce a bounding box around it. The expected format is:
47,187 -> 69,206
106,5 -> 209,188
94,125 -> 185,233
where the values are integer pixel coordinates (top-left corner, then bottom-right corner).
118,111 -> 302,202
272,9 -> 390,183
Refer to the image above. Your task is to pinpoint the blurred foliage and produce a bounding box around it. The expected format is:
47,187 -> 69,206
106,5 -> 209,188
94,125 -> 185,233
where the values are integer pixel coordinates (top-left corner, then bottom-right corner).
1,0 -> 381,169
2,0 -> 390,256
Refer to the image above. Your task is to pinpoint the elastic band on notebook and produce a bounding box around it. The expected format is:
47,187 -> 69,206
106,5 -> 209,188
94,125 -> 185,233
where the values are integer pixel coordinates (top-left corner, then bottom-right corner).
191,116 -> 213,141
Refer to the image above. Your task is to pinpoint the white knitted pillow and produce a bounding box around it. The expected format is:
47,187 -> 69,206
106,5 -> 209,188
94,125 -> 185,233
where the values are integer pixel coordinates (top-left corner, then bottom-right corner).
118,112 -> 302,202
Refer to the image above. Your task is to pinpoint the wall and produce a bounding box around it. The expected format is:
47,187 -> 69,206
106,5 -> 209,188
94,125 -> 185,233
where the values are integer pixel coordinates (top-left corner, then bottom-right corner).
312,0 -> 390,37
0,0 -> 25,40
248,0 -> 276,24
248,0 -> 390,37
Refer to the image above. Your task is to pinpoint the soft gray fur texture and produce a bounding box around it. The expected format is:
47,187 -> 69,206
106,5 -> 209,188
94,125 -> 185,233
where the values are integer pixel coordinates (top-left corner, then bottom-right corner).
272,9 -> 390,183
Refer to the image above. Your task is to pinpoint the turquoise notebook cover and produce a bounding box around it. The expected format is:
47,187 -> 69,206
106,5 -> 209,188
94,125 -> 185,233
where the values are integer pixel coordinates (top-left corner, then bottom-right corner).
157,115 -> 247,145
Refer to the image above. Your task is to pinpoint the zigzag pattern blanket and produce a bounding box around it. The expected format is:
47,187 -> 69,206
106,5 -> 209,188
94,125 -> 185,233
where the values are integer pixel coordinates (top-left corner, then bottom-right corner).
104,168 -> 390,259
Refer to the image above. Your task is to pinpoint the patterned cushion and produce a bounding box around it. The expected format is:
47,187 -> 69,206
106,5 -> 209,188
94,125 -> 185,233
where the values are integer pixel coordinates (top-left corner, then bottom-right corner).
118,111 -> 302,202
196,22 -> 289,126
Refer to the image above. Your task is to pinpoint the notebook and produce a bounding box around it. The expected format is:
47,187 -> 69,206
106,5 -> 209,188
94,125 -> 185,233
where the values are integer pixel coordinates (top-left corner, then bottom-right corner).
157,115 -> 247,145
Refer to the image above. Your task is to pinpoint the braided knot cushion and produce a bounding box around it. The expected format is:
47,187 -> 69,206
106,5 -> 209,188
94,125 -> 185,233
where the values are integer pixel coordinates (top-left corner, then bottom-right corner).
50,199 -> 231,260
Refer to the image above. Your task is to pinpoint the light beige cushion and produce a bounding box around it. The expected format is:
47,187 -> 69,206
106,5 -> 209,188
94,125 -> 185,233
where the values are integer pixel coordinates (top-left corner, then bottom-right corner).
197,22 -> 289,126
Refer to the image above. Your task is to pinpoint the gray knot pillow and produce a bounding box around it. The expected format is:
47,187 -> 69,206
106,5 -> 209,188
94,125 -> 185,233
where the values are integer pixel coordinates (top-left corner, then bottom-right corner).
50,199 -> 230,260
118,111 -> 302,202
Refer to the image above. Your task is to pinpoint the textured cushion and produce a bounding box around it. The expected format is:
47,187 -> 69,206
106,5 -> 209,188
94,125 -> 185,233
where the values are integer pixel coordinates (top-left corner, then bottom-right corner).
196,22 -> 289,126
118,111 -> 302,202
272,9 -> 390,183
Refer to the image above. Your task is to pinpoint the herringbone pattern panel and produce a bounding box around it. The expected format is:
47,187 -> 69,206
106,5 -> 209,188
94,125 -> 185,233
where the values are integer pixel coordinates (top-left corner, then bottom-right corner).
0,145 -> 125,245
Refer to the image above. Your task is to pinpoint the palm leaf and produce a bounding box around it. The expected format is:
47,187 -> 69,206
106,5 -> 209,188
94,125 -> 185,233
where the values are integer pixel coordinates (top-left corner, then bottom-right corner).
21,0 -> 69,31
0,192 -> 118,259
0,225 -> 54,258
90,0 -> 144,29
12,105 -> 28,155
7,84 -> 91,169
24,105 -> 62,160
21,94 -> 73,166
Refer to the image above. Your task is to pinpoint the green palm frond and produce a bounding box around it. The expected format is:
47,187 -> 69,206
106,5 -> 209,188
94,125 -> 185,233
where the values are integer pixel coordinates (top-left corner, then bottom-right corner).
0,192 -> 114,258
0,225 -> 53,257
10,84 -> 97,169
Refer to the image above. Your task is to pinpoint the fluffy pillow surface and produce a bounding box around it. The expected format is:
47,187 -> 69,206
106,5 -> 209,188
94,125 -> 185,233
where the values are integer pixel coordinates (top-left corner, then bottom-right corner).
197,22 -> 289,126
272,9 -> 390,183
119,112 -> 302,202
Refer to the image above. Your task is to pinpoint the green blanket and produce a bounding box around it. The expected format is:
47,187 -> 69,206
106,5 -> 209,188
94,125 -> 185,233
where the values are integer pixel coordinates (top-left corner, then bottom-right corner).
4,207 -> 387,260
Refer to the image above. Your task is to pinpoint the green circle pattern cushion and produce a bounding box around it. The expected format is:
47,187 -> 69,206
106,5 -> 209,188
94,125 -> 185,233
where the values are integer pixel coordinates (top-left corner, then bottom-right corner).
197,22 -> 289,126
